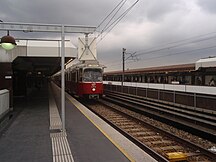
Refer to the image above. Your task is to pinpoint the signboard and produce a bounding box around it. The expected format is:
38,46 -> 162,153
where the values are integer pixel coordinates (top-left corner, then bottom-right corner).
78,37 -> 97,61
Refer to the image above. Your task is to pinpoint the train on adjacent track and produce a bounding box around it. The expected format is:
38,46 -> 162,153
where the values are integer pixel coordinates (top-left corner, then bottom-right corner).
52,60 -> 105,99
103,57 -> 216,86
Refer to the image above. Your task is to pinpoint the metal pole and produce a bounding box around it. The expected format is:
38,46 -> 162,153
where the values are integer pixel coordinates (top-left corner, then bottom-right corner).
122,48 -> 126,92
194,93 -> 196,108
61,25 -> 65,131
85,33 -> 89,56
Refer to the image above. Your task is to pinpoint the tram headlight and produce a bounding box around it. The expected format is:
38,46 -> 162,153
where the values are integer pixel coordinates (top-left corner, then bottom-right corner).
92,88 -> 96,92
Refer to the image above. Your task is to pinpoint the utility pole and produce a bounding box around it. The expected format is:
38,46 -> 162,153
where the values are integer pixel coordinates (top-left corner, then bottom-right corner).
122,48 -> 126,92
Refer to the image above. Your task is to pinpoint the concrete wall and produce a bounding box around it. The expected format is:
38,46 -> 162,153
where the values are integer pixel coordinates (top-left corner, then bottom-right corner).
0,89 -> 9,120
0,63 -> 13,108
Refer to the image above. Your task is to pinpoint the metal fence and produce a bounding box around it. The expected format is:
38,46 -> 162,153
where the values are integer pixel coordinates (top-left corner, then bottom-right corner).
104,84 -> 216,111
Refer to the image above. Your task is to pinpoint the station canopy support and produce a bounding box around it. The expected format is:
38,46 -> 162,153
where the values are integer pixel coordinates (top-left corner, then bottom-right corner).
0,22 -> 96,132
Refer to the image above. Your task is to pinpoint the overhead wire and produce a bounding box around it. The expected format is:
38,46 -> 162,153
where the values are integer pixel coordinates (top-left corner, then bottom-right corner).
96,0 -> 126,30
105,32 -> 216,67
136,36 -> 216,56
97,0 -> 139,44
127,45 -> 216,64
100,0 -> 127,36
135,32 -> 216,56
106,42 -> 216,68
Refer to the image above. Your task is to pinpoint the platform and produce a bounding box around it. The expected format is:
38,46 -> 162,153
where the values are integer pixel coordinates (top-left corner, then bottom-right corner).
0,82 -> 157,162
0,84 -> 52,162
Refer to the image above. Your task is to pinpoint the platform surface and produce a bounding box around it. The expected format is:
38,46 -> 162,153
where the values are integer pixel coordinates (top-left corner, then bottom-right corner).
0,86 -> 52,162
0,83 -> 132,162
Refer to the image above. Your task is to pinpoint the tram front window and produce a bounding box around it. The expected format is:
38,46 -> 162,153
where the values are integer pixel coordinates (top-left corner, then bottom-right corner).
83,68 -> 102,82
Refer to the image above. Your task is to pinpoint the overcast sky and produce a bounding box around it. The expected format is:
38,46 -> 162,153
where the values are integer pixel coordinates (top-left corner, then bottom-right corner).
1,0 -> 216,71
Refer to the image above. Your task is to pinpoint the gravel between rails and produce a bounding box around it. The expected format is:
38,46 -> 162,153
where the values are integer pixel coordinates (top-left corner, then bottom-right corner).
99,99 -> 216,151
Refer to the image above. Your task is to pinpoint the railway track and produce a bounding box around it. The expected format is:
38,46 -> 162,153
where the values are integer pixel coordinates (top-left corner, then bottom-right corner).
104,90 -> 216,143
85,100 -> 216,162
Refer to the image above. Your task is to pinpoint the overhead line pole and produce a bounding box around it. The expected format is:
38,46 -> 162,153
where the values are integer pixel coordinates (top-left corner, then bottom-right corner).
122,48 -> 126,92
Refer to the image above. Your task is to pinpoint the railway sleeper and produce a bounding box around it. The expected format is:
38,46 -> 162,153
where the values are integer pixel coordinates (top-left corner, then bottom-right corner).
126,128 -> 145,132
139,135 -> 163,141
158,145 -> 184,152
120,125 -> 136,129
114,122 -> 135,126
110,118 -> 130,122
130,131 -> 156,137
146,140 -> 174,147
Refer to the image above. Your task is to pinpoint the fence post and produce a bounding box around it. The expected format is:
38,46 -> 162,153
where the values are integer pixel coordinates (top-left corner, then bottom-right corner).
146,88 -> 148,98
173,91 -> 176,103
136,86 -> 138,96
194,93 -> 196,108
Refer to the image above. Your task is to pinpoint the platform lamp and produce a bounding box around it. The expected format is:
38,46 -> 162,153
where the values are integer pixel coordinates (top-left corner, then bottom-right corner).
0,30 -> 17,50
0,20 -> 17,50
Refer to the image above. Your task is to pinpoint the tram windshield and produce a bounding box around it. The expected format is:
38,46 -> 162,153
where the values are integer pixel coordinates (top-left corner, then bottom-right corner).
83,68 -> 103,82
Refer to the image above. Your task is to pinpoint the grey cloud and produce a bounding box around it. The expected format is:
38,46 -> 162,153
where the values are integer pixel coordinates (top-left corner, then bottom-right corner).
198,0 -> 216,14
125,0 -> 186,23
0,0 -> 115,25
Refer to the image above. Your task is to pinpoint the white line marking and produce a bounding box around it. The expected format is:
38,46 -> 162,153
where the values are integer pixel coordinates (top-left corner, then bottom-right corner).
49,85 -> 74,162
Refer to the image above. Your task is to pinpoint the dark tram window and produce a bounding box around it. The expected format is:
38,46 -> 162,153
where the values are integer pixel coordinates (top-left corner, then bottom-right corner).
83,68 -> 103,82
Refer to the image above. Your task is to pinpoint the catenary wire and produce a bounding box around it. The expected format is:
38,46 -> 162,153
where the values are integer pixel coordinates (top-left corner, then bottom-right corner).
106,44 -> 216,67
96,0 -> 126,30
97,0 -> 139,44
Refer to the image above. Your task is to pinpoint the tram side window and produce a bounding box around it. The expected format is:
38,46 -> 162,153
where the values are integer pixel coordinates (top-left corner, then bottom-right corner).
76,71 -> 78,82
65,73 -> 68,81
71,71 -> 75,82
79,69 -> 83,81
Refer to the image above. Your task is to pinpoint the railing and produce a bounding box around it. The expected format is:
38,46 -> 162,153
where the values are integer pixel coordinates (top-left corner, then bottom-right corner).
103,81 -> 216,95
0,89 -> 9,120
103,81 -> 216,111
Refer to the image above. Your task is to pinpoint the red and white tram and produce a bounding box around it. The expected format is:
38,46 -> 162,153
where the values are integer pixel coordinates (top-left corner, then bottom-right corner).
53,61 -> 104,99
